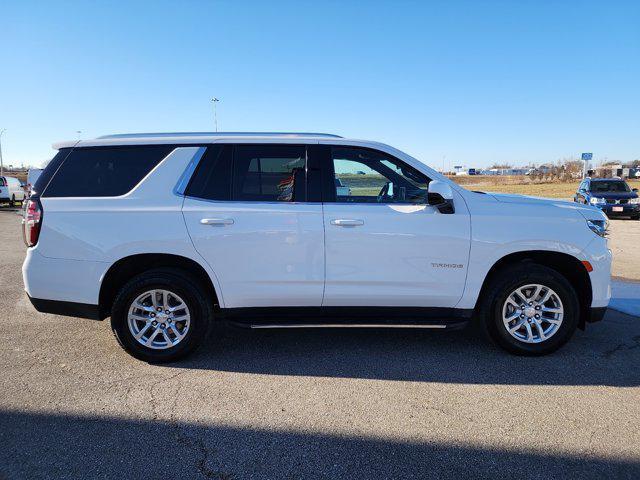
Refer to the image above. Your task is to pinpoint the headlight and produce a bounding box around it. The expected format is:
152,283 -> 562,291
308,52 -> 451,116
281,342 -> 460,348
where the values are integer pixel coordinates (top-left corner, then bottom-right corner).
629,197 -> 640,204
589,197 -> 606,205
587,219 -> 608,237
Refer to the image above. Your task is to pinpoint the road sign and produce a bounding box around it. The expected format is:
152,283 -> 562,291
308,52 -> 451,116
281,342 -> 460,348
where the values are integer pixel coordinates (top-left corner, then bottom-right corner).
582,153 -> 593,161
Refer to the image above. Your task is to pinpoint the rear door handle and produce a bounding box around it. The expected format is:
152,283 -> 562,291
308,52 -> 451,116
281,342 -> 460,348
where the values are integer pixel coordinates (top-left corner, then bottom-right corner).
200,218 -> 234,226
330,219 -> 364,227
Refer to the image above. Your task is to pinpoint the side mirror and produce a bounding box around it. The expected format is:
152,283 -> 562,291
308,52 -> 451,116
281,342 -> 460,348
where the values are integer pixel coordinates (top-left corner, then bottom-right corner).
633,188 -> 638,192
428,180 -> 455,214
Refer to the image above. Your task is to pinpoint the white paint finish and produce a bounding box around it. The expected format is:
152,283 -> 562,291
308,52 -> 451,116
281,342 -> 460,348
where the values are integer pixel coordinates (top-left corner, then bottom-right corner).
22,249 -> 109,304
27,147 -> 226,306
322,192 -> 471,307
455,191 -> 611,309
182,199 -> 325,308
582,236 -> 612,308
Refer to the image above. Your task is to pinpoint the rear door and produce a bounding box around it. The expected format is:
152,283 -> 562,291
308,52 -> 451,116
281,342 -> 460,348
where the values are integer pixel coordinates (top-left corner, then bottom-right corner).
182,143 -> 325,308
320,145 -> 471,308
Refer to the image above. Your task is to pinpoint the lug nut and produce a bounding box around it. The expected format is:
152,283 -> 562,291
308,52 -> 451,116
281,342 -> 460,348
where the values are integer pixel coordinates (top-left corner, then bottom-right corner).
157,307 -> 162,312
165,310 -> 170,314
535,314 -> 540,319
520,314 -> 525,318
150,312 -> 156,318
529,302 -> 533,306
535,305 -> 541,310
152,321 -> 157,326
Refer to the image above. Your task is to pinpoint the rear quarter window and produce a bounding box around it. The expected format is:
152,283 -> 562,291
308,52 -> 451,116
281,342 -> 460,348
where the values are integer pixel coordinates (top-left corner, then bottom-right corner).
42,146 -> 174,197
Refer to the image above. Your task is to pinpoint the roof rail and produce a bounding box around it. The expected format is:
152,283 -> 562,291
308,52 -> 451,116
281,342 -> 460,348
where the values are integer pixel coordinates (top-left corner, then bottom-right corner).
97,132 -> 343,139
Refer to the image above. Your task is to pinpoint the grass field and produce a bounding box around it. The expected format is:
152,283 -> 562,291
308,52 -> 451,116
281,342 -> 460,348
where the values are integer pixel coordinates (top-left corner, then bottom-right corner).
338,172 -> 640,199
451,177 -> 640,199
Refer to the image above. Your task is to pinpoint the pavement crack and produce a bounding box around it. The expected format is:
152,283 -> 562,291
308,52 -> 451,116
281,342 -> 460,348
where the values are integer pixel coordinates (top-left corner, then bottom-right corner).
602,334 -> 640,358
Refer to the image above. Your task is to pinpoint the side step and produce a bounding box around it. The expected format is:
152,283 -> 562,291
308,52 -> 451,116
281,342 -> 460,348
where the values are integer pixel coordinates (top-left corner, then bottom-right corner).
249,323 -> 449,329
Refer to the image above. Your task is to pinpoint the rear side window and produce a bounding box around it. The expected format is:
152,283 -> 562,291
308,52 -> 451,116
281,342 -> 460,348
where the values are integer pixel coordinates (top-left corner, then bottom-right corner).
32,148 -> 72,195
185,145 -> 233,201
233,145 -> 306,202
0,178 -> 5,187
43,146 -> 173,197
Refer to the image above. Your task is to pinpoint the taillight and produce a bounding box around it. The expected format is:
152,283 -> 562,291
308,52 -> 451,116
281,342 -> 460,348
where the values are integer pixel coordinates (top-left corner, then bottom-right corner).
23,199 -> 43,247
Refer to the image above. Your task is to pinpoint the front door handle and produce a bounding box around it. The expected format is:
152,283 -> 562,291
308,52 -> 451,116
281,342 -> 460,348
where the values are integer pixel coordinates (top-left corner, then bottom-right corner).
330,219 -> 364,227
200,218 -> 234,226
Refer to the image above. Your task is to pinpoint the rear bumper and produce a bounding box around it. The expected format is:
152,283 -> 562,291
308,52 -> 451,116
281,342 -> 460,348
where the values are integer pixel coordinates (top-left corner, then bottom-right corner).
588,306 -> 607,323
27,294 -> 102,320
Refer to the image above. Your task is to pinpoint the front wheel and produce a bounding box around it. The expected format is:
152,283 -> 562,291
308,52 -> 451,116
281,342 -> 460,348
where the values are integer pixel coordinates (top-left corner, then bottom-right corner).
111,269 -> 212,363
479,264 -> 579,355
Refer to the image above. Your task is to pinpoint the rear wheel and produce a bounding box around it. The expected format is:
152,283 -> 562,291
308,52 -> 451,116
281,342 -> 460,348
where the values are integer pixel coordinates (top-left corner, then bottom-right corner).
111,269 -> 212,363
9,195 -> 15,207
478,264 -> 579,355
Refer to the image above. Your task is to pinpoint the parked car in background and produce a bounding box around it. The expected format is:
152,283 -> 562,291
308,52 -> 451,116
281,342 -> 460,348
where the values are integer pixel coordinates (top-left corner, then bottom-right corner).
0,176 -> 26,207
23,132 -> 611,362
574,177 -> 640,220
334,178 -> 352,196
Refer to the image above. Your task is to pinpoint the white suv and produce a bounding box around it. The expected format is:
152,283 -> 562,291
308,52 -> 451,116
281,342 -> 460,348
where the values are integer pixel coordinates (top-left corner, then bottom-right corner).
22,133 -> 611,362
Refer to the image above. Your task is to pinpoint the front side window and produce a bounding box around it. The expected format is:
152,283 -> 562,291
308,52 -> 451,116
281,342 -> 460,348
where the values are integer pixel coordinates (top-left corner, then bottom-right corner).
233,145 -> 306,202
331,147 -> 429,204
43,146 -> 173,197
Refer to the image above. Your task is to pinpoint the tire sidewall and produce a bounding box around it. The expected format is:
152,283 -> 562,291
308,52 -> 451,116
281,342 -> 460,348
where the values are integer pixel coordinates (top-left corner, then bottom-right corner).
111,271 -> 210,363
484,265 -> 579,355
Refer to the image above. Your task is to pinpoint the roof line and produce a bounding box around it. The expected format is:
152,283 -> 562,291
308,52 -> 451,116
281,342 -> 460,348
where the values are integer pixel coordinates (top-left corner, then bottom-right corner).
97,132 -> 343,139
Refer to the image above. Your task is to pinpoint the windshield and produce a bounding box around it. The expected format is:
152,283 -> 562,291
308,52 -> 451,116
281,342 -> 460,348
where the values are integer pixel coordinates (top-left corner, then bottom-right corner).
591,181 -> 630,193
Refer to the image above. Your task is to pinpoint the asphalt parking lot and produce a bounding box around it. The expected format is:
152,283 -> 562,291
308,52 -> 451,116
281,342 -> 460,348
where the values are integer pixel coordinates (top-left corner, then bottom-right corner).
0,207 -> 639,479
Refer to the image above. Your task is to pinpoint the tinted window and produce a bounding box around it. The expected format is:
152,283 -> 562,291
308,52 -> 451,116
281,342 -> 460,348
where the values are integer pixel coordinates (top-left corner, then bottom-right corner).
233,145 -> 306,202
185,145 -> 232,201
32,148 -> 72,196
43,146 -> 173,197
331,147 -> 429,204
0,177 -> 5,187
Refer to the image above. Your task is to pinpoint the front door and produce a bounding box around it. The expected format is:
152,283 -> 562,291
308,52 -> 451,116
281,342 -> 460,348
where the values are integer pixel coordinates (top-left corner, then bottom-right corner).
182,144 -> 325,308
321,146 -> 470,308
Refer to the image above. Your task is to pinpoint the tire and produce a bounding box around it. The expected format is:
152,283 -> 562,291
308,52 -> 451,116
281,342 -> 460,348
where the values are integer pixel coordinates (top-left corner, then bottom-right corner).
9,195 -> 15,208
111,268 -> 212,363
477,263 -> 579,356
631,215 -> 640,220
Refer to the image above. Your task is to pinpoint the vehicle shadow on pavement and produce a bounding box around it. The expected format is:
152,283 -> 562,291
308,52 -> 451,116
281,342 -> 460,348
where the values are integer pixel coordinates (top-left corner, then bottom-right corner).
166,311 -> 640,387
0,410 -> 637,479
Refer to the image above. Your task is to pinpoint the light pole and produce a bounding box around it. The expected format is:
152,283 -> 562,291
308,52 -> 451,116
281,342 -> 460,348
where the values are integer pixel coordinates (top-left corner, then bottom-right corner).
211,98 -> 220,132
0,129 -> 6,176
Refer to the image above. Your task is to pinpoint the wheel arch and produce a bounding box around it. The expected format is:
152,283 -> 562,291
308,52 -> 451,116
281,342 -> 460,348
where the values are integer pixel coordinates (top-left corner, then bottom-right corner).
475,250 -> 593,329
98,253 -> 219,319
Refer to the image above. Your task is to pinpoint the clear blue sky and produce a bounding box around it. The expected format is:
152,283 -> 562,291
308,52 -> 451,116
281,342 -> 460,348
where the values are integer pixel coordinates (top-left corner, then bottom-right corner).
2,0 -> 639,169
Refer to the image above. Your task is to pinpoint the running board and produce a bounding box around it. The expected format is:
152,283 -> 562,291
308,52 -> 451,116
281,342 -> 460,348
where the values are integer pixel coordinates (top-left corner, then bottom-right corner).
249,323 -> 448,329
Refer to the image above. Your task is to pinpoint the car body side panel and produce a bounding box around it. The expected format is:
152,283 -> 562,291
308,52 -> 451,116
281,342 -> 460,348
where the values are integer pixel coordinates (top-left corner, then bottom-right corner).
25,147 -> 227,307
455,193 -> 610,309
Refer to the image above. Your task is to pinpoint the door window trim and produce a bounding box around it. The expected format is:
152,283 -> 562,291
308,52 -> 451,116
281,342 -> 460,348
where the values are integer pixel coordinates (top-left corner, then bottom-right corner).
183,143 -> 326,205
323,145 -> 431,205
